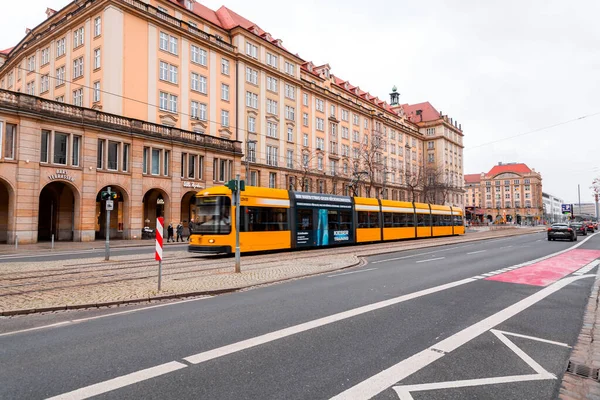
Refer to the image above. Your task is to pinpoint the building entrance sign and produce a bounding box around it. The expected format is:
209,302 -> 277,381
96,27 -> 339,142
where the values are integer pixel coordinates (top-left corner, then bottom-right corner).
48,169 -> 74,182
183,181 -> 203,189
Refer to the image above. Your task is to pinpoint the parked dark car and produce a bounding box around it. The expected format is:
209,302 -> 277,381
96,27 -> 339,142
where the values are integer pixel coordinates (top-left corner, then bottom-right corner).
547,223 -> 577,241
570,222 -> 587,236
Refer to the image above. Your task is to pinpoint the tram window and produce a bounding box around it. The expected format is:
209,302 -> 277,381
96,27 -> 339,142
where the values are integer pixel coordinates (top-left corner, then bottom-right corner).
431,215 -> 441,226
443,215 -> 452,226
369,212 -> 380,228
241,207 -> 288,232
339,211 -> 352,230
453,216 -> 464,226
328,210 -> 339,230
194,196 -> 231,235
358,211 -> 369,228
384,213 -> 393,228
417,214 -> 431,227
297,209 -> 313,230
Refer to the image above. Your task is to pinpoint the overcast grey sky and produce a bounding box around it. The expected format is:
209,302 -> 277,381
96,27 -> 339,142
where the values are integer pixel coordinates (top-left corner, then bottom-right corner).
2,0 -> 599,203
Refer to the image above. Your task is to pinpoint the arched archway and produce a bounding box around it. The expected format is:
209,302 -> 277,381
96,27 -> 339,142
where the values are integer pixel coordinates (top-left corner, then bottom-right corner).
38,181 -> 80,241
143,188 -> 170,230
95,185 -> 129,240
0,178 -> 15,243
180,191 -> 197,238
487,214 -> 493,223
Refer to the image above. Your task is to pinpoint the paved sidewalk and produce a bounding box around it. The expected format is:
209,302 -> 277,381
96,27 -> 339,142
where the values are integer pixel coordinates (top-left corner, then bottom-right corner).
558,268 -> 600,399
0,227 -> 544,316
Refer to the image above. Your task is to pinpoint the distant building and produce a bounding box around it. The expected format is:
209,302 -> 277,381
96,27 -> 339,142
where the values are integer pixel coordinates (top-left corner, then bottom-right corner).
542,192 -> 565,223
572,203 -> 597,219
465,162 -> 543,224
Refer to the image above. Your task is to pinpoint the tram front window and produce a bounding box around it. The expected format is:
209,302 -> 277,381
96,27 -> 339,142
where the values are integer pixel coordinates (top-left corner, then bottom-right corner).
192,196 -> 232,234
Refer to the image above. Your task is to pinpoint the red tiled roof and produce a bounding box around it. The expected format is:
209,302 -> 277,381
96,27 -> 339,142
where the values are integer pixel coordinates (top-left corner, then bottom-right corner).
486,163 -> 532,177
402,102 -> 441,123
464,174 -> 481,184
0,47 -> 14,55
166,0 -> 222,27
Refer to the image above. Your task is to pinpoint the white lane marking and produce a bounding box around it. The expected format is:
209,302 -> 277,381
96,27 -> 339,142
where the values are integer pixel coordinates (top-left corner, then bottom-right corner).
472,276 -> 485,279
573,260 -> 600,276
0,297 -> 211,338
467,250 -> 487,255
183,278 -> 475,365
329,274 -> 594,400
328,268 -> 378,278
394,329 -> 567,399
45,361 -> 187,400
482,273 -> 495,277
499,245 -> 513,249
493,329 -> 571,348
416,257 -> 445,264
371,244 -> 475,264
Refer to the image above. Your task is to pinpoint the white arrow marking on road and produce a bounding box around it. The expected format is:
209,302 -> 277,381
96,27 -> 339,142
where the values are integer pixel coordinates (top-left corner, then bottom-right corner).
329,274 -> 595,400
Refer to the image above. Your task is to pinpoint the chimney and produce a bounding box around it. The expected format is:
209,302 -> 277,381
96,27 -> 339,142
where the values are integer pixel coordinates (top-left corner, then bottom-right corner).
416,109 -> 423,122
45,8 -> 57,19
459,123 -> 462,130
439,110 -> 443,117
25,28 -> 32,34
498,162 -> 503,166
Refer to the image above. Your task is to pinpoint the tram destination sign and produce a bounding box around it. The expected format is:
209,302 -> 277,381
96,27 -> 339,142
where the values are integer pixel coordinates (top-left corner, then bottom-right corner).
48,169 -> 74,182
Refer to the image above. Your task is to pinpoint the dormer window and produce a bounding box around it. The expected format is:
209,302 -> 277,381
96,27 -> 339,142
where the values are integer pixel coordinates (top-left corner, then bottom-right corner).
185,0 -> 194,11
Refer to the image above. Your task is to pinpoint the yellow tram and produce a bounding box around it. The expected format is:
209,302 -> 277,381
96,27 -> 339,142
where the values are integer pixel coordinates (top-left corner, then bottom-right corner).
188,186 -> 464,254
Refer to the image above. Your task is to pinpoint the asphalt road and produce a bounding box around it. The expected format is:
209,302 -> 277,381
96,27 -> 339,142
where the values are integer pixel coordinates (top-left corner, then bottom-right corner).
1,231 -> 599,400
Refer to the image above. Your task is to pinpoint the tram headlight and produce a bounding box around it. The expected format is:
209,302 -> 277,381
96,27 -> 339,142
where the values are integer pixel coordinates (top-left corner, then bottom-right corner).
208,239 -> 215,243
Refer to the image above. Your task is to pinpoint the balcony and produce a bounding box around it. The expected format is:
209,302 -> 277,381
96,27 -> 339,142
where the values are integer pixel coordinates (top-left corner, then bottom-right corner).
0,89 -> 242,155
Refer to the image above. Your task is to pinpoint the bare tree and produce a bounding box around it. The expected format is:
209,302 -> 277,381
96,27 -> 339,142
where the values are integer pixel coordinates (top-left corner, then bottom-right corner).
421,164 -> 455,205
403,162 -> 422,203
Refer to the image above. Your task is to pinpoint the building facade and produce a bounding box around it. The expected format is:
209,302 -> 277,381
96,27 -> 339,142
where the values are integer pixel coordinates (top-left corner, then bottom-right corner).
0,90 -> 242,244
465,162 -> 543,224
0,0 -> 465,242
542,192 -> 565,223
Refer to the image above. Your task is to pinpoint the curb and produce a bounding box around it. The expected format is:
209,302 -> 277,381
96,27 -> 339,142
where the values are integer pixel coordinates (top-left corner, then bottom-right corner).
1,229 -> 541,317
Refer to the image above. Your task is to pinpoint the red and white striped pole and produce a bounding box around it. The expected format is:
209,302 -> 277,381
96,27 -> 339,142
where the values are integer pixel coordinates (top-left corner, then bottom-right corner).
156,217 -> 164,291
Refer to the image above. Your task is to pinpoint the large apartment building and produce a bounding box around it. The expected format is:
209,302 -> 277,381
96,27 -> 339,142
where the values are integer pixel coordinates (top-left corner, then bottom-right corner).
0,0 -> 465,243
465,162 -> 543,224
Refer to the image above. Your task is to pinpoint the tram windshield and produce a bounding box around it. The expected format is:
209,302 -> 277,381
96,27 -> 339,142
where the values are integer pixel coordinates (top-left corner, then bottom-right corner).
191,196 -> 232,235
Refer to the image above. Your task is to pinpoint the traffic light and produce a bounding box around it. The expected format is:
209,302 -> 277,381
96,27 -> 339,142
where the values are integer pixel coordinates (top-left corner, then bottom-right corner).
225,180 -> 237,192
100,191 -> 117,200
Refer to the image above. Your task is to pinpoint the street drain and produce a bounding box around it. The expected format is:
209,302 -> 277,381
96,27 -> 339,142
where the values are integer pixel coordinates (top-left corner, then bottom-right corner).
566,360 -> 600,381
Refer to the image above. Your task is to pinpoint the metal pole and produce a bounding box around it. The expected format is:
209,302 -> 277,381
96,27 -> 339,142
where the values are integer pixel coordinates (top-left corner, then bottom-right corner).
158,260 -> 162,291
578,184 -> 581,219
245,141 -> 250,182
15,235 -> 18,250
234,173 -> 241,273
105,186 -> 111,261
51,234 -> 54,249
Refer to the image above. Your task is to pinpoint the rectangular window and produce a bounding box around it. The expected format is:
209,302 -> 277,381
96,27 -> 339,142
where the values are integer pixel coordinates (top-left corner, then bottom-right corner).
41,48 -> 50,65
163,150 -> 169,176
284,61 -> 295,75
190,101 -> 199,119
266,146 -> 278,166
267,99 -> 278,115
188,154 -> 196,178
248,142 -> 256,162
248,116 -> 256,133
285,106 -> 295,120
72,135 -> 80,166
108,141 -> 119,170
219,159 -> 227,182
27,56 -> 36,72
266,52 -> 278,68
330,104 -> 336,117
40,75 -> 49,93
246,67 -> 258,84
284,84 -> 295,100
73,27 -> 84,48
180,153 -> 186,178
191,73 -> 206,93
97,140 -> 105,169
123,144 -> 130,172
221,58 -> 229,74
191,45 -> 207,65
316,98 -> 324,112
40,130 -> 50,163
303,93 -> 308,106
159,92 -> 177,112
72,88 -> 83,107
94,48 -> 101,69
221,110 -> 229,127
73,57 -> 84,79
53,132 -> 68,164
221,83 -> 229,101
246,91 -> 258,109
269,172 -> 277,188
94,17 -> 101,37
303,134 -> 308,147
267,76 -> 278,92
55,66 -> 65,87
93,81 -> 101,102
287,127 -> 294,142
159,32 -> 168,51
246,42 -> 258,58
56,38 -> 65,57
267,121 -> 277,138
316,117 -> 324,131
169,36 -> 178,55
151,149 -> 160,175
198,103 -> 207,120
26,81 -> 35,96
302,113 -> 309,127
287,150 -> 294,168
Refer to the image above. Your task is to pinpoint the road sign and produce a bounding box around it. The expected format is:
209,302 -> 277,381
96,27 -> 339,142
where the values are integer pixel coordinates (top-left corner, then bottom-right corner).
561,204 -> 572,214
105,200 -> 114,211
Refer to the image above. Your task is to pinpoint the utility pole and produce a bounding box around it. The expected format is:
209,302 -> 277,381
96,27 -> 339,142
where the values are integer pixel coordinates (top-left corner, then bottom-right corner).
578,184 -> 582,219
